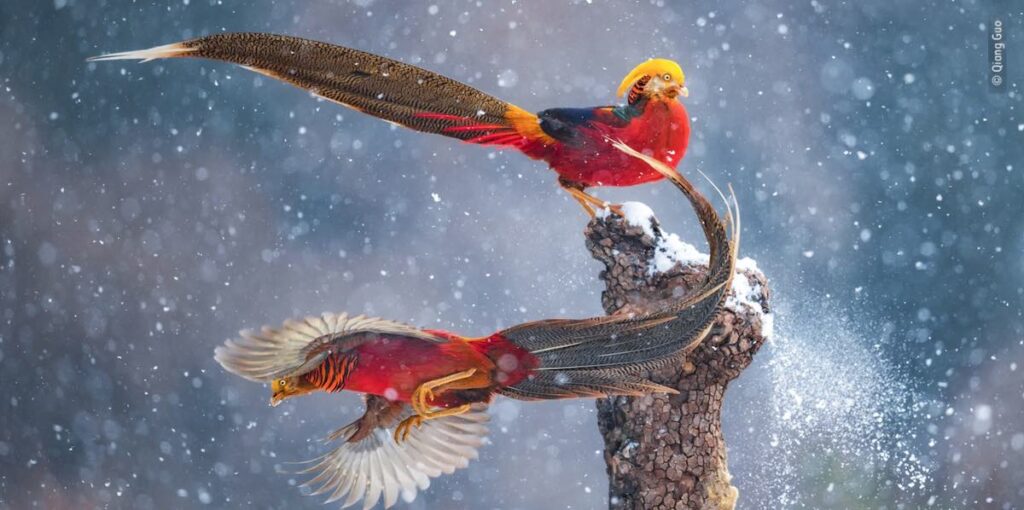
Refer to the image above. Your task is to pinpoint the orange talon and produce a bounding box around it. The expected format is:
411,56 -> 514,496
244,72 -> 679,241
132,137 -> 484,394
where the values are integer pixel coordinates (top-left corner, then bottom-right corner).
558,180 -> 624,218
394,415 -> 424,443
603,203 -> 625,217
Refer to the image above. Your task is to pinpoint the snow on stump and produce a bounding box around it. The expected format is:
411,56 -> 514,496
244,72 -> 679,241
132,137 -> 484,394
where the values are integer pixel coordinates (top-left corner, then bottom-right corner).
586,202 -> 772,510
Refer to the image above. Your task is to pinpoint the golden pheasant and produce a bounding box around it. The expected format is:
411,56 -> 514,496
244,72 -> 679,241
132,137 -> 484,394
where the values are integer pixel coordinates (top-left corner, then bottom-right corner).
90,33 -> 690,215
213,141 -> 738,509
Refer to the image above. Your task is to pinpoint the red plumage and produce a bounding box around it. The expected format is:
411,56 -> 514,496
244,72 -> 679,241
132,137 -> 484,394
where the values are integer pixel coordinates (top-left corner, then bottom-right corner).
304,332 -> 539,408
520,101 -> 690,188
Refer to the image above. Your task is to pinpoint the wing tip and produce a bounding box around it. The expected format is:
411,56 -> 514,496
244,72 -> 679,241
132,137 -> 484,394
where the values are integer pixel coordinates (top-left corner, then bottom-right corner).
87,41 -> 194,63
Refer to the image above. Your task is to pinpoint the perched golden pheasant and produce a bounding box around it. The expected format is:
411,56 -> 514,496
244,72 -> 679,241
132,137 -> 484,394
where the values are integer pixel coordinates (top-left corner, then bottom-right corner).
90,33 -> 690,215
214,142 -> 738,509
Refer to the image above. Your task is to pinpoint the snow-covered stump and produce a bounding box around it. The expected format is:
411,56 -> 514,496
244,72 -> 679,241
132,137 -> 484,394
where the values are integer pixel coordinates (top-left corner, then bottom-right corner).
585,203 -> 772,510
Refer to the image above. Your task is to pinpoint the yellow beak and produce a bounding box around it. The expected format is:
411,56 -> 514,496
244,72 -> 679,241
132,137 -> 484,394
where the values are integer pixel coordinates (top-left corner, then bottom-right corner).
663,83 -> 688,99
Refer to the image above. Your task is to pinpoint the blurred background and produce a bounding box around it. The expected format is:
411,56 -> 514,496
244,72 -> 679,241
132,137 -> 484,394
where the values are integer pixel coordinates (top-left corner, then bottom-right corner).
1,0 -> 1022,508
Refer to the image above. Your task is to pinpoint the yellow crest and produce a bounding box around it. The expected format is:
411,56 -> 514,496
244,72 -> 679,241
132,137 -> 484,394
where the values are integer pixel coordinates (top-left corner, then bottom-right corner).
616,58 -> 685,98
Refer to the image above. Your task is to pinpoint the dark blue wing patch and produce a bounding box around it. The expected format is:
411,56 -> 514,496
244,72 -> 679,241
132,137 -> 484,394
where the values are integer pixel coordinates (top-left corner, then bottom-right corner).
538,105 -> 642,145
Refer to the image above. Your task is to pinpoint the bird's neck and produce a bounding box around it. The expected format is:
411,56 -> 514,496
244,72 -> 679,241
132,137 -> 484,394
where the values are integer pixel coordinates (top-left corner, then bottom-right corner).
614,98 -> 649,122
302,351 -> 358,393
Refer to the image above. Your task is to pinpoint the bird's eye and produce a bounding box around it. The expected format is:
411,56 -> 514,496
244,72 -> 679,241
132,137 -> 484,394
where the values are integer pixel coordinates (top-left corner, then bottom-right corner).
663,73 -> 672,81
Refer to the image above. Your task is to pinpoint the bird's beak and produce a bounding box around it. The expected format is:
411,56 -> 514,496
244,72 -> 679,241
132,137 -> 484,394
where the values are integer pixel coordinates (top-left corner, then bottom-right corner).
270,393 -> 284,407
664,83 -> 688,99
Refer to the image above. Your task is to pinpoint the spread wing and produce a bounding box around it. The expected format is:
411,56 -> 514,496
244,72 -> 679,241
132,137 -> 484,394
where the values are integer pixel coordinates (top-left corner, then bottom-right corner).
300,395 -> 489,510
90,33 -> 555,149
214,312 -> 445,382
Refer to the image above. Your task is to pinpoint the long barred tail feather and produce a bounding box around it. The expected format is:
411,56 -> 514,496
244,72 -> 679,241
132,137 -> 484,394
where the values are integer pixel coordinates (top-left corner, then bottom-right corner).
498,140 -> 739,401
89,33 -> 552,148
498,370 -> 677,400
88,42 -> 196,62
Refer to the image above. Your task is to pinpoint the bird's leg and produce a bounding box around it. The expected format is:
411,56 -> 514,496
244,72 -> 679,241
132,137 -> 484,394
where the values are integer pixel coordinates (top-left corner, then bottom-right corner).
563,186 -> 596,217
419,404 -> 472,420
559,179 -> 624,217
578,189 -> 625,217
411,368 -> 479,415
393,368 -> 483,443
394,405 -> 472,442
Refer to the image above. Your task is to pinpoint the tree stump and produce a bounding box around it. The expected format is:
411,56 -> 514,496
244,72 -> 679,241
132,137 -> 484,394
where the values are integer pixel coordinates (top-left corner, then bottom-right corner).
585,208 -> 772,510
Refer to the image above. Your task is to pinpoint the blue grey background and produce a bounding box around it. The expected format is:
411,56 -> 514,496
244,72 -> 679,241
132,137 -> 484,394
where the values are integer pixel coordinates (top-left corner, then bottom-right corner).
1,0 -> 1022,508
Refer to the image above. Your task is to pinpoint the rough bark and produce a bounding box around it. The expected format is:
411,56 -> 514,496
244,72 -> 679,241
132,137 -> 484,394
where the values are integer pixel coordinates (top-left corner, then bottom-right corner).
585,211 -> 771,510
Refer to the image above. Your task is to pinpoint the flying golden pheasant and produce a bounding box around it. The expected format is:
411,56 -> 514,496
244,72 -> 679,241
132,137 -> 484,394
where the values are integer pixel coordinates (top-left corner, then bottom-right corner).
213,142 -> 738,509
90,33 -> 690,215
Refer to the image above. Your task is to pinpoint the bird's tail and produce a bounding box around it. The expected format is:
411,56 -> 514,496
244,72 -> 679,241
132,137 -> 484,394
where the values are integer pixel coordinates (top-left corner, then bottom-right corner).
89,33 -> 547,148
497,141 -> 739,401
87,41 -> 196,62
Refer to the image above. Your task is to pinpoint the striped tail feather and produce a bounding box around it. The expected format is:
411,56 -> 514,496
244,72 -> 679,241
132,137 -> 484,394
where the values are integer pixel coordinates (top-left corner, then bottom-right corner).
89,33 -> 552,148
87,42 -> 195,62
498,369 -> 677,400
497,140 -> 739,401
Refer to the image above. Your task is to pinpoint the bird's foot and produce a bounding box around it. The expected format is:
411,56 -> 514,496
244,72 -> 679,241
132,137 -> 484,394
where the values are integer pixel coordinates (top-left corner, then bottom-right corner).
597,202 -> 625,218
392,403 -> 473,443
562,186 -> 623,218
393,415 -> 424,443
417,387 -> 435,415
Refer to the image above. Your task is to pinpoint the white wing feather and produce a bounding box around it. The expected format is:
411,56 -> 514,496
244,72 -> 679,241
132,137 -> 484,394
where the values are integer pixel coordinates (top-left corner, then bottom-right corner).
302,404 -> 489,509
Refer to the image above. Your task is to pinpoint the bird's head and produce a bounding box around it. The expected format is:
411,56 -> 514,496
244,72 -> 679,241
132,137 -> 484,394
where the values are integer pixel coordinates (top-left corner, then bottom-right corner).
617,58 -> 687,103
270,376 -> 316,407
